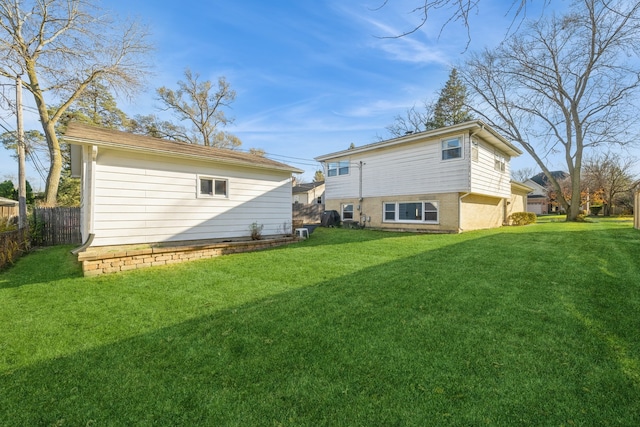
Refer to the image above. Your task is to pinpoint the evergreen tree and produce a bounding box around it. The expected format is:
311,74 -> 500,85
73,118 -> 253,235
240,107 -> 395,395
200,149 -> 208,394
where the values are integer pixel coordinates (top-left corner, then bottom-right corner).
425,68 -> 473,130
0,180 -> 16,199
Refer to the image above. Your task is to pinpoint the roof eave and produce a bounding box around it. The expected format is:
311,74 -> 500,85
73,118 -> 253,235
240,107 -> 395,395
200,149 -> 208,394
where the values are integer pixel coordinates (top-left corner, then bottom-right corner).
64,135 -> 303,175
315,120 -> 522,161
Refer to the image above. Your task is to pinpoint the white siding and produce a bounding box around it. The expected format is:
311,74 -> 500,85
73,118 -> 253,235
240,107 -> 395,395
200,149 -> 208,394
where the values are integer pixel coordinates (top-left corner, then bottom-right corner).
90,148 -> 292,246
469,139 -> 511,198
325,134 -> 471,200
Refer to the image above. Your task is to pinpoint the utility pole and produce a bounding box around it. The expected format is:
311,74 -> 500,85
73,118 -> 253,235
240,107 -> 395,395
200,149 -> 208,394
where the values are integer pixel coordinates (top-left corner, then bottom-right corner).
16,75 -> 27,229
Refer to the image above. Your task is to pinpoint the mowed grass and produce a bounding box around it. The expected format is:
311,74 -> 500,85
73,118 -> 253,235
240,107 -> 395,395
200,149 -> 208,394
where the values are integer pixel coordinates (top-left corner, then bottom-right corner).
1,219 -> 640,426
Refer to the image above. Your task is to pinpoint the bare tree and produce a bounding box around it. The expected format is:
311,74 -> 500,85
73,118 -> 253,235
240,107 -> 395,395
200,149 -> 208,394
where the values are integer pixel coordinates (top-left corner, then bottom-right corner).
582,151 -> 636,216
375,0 -> 536,46
512,167 -> 537,183
461,0 -> 640,221
385,103 -> 430,137
0,0 -> 152,205
386,68 -> 473,138
157,69 -> 240,149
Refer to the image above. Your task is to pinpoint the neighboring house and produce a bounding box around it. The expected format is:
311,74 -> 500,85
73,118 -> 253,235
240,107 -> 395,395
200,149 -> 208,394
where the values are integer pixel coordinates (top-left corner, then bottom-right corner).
524,171 -> 569,215
65,123 -> 303,248
293,181 -> 325,205
0,196 -> 18,219
315,120 -> 530,232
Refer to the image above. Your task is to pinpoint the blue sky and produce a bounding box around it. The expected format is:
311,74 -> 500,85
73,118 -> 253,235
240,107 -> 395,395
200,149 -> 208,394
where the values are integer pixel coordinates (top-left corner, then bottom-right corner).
1,0 -> 556,189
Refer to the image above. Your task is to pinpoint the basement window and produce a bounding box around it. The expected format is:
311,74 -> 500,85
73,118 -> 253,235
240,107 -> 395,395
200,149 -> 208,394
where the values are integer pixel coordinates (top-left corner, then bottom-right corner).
342,203 -> 354,220
383,201 -> 439,224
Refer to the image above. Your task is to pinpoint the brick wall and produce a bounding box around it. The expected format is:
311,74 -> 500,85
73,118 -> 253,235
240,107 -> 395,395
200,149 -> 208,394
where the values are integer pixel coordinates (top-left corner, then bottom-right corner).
77,236 -> 297,277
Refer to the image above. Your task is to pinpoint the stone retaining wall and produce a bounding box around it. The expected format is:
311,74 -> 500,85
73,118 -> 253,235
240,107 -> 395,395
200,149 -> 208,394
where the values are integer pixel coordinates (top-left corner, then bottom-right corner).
77,236 -> 297,277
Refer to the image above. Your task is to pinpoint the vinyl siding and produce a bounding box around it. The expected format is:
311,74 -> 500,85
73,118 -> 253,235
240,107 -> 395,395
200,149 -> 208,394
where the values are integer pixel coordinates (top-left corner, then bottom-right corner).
90,148 -> 292,246
325,134 -> 471,200
469,139 -> 511,198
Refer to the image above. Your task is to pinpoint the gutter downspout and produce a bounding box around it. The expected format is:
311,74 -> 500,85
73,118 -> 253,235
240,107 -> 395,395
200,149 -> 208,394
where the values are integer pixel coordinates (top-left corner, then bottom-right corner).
72,145 -> 97,254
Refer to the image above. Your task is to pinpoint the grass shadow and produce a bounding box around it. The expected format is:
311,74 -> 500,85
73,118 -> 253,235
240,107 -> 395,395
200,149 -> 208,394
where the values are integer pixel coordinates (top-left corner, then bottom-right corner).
2,225 -> 640,425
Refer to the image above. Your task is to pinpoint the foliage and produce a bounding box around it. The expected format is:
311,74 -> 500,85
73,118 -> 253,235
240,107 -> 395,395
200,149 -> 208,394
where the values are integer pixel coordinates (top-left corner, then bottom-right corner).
0,0 -> 152,205
249,222 -> 264,240
462,0 -> 640,221
0,180 -> 15,199
0,227 -> 28,270
0,180 -> 34,204
55,80 -> 131,133
425,68 -> 473,130
0,217 -> 17,233
0,130 -> 46,159
56,175 -> 81,207
582,152 -> 636,216
2,221 -> 640,424
386,68 -> 473,137
157,69 -> 240,149
508,212 -> 537,226
248,147 -> 266,157
313,170 -> 325,182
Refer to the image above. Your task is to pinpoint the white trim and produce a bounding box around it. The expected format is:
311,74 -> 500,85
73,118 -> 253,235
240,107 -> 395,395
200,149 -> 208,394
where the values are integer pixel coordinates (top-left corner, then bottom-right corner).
382,200 -> 439,224
197,175 -> 229,199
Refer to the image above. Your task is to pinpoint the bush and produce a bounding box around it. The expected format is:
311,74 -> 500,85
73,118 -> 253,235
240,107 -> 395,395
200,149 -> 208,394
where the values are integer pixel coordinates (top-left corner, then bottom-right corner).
508,212 -> 537,226
249,222 -> 264,240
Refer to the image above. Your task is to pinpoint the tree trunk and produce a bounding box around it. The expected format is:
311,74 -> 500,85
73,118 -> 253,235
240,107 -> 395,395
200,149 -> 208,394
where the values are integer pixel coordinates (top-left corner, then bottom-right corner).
26,62 -> 61,206
43,121 -> 62,206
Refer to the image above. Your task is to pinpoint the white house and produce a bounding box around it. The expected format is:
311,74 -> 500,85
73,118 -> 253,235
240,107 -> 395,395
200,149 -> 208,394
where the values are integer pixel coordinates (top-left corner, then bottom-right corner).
292,181 -> 325,205
523,171 -> 569,215
315,120 -> 530,232
65,123 -> 303,248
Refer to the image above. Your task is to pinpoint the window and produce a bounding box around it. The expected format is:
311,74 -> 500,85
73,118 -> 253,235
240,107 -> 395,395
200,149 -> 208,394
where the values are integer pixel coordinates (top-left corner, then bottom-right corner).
442,137 -> 462,160
471,140 -> 479,162
399,202 -> 422,221
383,201 -> 439,224
342,203 -> 354,220
198,176 -> 228,198
384,203 -> 395,221
494,152 -> 506,172
328,161 -> 350,177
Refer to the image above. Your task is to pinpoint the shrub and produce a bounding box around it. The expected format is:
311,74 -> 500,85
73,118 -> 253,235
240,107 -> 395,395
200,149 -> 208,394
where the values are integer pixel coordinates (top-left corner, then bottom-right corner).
249,222 -> 264,240
508,212 -> 537,226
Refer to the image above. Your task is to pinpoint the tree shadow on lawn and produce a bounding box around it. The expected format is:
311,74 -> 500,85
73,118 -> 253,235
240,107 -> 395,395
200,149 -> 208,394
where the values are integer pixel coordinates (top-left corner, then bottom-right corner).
2,228 -> 640,426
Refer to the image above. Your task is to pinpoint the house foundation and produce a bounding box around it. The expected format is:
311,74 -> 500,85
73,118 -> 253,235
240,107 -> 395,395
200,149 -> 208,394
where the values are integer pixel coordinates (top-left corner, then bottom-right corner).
76,235 -> 298,277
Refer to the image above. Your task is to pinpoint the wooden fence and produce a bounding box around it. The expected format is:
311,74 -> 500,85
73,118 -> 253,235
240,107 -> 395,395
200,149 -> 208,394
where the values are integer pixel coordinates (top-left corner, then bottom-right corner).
32,207 -> 82,246
1,205 -> 18,220
293,203 -> 325,224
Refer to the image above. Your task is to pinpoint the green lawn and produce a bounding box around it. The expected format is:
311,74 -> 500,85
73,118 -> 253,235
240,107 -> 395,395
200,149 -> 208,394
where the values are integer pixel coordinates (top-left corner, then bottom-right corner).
1,219 -> 640,426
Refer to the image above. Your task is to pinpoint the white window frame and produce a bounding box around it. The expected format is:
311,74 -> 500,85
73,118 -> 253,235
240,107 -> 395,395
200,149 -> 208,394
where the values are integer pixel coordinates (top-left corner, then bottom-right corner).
494,151 -> 506,172
342,203 -> 354,220
327,160 -> 350,177
197,175 -> 229,198
382,201 -> 439,224
441,137 -> 462,161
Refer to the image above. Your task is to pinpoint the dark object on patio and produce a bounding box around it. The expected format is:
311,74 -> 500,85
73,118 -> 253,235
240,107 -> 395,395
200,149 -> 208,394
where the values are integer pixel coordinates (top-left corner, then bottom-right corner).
321,210 -> 340,227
